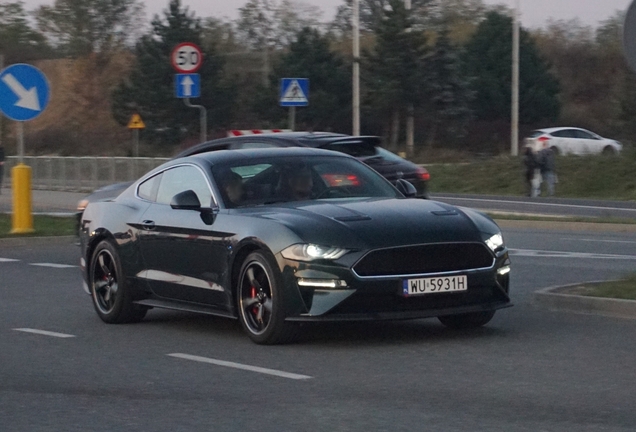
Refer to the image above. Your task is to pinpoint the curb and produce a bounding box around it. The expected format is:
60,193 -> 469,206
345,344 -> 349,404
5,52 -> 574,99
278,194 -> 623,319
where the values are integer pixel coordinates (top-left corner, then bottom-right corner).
534,281 -> 636,320
0,235 -> 77,247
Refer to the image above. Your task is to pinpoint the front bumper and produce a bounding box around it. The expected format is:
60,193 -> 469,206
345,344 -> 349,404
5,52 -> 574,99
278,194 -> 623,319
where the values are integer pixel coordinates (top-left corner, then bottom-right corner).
280,251 -> 511,322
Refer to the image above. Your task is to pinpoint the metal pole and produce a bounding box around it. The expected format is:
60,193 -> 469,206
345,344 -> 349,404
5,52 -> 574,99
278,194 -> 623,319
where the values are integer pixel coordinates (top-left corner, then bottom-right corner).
352,0 -> 361,136
289,106 -> 296,131
511,0 -> 520,157
184,98 -> 207,143
405,0 -> 414,156
133,129 -> 139,158
17,122 -> 24,164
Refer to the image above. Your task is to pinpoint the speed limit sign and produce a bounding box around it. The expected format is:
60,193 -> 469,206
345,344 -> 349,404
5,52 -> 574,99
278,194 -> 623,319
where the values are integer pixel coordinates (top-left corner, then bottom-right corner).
171,42 -> 203,73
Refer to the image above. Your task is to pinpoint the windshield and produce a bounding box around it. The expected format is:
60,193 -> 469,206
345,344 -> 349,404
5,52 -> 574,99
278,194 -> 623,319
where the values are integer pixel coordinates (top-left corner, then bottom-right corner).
212,155 -> 401,208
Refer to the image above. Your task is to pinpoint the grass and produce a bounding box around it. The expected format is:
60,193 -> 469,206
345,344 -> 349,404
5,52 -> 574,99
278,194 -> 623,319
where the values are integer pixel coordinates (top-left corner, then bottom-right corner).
423,149 -> 636,201
580,275 -> 636,301
487,213 -> 636,225
0,214 -> 76,238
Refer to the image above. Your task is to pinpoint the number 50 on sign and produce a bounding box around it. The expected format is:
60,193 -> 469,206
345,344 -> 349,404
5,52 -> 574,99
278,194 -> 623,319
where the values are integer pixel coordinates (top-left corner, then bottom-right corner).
171,42 -> 203,73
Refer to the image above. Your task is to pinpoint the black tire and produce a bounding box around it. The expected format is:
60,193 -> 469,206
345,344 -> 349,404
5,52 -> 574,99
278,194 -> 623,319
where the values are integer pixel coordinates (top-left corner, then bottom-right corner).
237,251 -> 300,345
89,240 -> 147,324
438,311 -> 495,330
602,146 -> 616,155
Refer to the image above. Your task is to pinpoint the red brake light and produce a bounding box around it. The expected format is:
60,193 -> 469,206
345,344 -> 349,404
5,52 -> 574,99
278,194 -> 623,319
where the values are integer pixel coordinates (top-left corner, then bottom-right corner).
538,136 -> 550,142
416,168 -> 430,181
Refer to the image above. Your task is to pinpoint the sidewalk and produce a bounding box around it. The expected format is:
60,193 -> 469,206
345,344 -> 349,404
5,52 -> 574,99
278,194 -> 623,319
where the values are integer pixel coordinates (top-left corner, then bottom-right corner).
0,186 -> 85,214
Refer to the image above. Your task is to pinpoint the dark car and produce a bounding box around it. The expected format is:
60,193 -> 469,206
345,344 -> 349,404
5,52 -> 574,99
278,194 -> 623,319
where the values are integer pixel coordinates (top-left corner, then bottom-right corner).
79,148 -> 511,344
76,133 -> 430,222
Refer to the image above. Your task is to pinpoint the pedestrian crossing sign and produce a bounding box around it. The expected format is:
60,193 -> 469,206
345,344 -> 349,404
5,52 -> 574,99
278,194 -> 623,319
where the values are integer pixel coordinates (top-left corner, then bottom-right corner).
280,78 -> 309,107
127,113 -> 146,129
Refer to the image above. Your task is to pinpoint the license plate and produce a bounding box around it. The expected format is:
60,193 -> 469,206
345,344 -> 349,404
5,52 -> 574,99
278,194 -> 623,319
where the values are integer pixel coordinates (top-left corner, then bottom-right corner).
402,275 -> 468,296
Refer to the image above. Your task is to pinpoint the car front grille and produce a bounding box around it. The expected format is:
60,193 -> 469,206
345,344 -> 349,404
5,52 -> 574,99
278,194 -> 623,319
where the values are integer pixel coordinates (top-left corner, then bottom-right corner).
353,243 -> 494,277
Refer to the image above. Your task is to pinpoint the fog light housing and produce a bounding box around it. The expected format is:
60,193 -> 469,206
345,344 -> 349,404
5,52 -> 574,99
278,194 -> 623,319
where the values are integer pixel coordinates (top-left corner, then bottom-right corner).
497,265 -> 511,276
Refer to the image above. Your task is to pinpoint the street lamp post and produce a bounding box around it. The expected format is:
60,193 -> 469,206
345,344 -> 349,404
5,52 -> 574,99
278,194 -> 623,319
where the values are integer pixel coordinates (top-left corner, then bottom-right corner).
405,0 -> 414,156
511,0 -> 520,157
352,0 -> 360,136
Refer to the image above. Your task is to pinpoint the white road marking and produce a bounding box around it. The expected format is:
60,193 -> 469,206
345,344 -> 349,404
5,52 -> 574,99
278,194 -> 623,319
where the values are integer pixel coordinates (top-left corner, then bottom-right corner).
509,249 -> 636,260
560,238 -> 636,245
13,328 -> 76,338
436,196 -> 636,213
168,353 -> 313,380
30,263 -> 77,269
0,258 -> 20,262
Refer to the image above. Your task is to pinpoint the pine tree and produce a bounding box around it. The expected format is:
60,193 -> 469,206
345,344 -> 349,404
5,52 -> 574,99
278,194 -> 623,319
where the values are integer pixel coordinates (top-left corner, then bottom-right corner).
111,0 -> 234,148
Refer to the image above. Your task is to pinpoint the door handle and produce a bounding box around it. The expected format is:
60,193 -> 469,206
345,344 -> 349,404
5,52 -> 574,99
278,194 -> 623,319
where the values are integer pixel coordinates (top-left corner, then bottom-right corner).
141,220 -> 156,230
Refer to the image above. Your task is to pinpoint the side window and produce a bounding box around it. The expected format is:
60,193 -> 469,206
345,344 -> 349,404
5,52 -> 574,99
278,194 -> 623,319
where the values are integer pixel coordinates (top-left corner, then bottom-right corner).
231,141 -> 278,150
551,130 -> 572,138
156,166 -> 213,207
137,173 -> 162,202
574,130 -> 594,139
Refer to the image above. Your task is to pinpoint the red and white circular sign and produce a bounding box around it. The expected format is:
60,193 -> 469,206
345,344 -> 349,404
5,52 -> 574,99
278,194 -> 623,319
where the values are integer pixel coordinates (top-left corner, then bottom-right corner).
171,42 -> 203,73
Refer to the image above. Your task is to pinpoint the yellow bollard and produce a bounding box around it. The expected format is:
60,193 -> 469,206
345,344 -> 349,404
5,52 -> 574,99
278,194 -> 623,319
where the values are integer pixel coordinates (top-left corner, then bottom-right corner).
11,164 -> 34,234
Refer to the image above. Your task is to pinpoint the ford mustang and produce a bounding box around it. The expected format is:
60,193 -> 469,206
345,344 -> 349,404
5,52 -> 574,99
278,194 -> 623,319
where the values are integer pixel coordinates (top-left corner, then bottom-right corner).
79,148 -> 511,344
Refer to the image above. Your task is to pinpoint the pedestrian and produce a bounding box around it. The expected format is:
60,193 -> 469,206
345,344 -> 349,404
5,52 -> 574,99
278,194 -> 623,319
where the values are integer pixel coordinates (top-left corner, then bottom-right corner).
538,141 -> 556,196
0,145 -> 5,195
522,145 -> 538,197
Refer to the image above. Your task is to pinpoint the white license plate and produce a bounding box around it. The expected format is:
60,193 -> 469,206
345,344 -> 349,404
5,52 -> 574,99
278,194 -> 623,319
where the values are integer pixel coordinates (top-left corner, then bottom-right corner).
402,275 -> 468,296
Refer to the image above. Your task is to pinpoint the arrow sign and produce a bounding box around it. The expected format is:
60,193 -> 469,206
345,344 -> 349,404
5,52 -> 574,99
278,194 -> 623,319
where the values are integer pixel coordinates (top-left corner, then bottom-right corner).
175,73 -> 200,98
0,64 -> 50,122
1,74 -> 41,111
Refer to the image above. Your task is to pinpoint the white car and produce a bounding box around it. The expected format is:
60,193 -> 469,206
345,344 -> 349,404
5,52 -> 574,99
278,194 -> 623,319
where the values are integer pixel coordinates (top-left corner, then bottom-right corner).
525,127 -> 622,155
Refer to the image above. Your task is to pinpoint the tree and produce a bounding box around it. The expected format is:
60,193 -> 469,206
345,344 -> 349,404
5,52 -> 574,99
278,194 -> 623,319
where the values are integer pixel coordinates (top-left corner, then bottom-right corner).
235,0 -> 323,51
331,0 -> 430,34
363,0 -> 430,147
253,27 -> 352,131
0,1 -> 50,63
424,27 -> 474,147
111,0 -> 235,147
35,0 -> 145,56
463,11 -> 560,124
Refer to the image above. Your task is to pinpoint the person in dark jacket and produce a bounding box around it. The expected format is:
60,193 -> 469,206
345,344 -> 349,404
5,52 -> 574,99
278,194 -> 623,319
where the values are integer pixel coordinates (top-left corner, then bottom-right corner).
522,146 -> 538,197
0,146 -> 5,195
538,142 -> 556,196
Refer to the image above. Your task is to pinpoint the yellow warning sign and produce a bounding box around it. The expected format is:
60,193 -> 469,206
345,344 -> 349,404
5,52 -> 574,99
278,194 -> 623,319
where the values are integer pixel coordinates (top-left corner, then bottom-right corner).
127,113 -> 145,129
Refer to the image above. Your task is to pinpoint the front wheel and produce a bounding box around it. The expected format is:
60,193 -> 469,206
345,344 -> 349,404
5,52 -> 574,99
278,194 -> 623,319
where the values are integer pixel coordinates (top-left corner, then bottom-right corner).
237,251 -> 299,345
438,311 -> 495,329
90,241 -> 147,324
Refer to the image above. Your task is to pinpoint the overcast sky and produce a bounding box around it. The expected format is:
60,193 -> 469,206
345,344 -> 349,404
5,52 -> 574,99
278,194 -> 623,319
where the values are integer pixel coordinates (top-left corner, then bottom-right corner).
19,0 -> 634,29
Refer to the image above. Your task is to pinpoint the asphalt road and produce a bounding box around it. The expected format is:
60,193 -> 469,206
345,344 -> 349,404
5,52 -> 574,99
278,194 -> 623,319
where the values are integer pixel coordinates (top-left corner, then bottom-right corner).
1,226 -> 636,431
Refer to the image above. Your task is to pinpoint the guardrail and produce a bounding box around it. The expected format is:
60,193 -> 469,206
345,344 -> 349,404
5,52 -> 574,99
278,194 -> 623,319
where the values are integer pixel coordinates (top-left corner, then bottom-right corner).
1,156 -> 170,192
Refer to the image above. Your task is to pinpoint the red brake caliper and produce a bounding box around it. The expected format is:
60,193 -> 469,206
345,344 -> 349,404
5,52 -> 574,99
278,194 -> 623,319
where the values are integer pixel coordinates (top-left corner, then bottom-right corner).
251,287 -> 259,316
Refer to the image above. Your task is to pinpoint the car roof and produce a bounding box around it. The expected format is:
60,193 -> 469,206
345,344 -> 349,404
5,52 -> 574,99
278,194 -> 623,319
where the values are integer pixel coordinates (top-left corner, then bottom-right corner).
188,146 -> 351,165
535,127 -> 591,134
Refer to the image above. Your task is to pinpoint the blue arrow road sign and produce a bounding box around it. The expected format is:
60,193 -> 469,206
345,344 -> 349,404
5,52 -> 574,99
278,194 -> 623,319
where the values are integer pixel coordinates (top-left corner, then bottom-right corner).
280,78 -> 309,107
175,73 -> 200,98
0,64 -> 50,122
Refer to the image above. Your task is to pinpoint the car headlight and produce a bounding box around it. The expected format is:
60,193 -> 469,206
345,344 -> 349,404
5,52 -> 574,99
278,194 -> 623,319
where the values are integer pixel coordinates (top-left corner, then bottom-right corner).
281,244 -> 349,261
485,233 -> 504,253
77,199 -> 89,212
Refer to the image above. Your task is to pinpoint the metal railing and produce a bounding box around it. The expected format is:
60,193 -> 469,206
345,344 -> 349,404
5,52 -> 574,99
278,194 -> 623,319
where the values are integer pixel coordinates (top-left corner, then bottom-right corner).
2,156 -> 170,192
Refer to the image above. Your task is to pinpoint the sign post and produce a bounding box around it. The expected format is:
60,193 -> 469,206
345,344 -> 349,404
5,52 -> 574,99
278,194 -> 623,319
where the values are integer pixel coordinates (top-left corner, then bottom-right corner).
127,113 -> 145,158
172,43 -> 207,143
280,78 -> 309,131
0,63 -> 50,234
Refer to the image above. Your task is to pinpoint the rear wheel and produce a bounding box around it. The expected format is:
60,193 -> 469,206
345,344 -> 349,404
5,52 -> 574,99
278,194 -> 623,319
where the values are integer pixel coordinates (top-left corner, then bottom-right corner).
90,241 -> 147,324
438,311 -> 495,329
237,251 -> 299,344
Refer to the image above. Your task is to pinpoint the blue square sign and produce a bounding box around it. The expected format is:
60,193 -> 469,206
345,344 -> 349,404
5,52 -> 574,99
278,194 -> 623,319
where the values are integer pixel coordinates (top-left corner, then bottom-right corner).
175,73 -> 200,98
280,78 -> 309,107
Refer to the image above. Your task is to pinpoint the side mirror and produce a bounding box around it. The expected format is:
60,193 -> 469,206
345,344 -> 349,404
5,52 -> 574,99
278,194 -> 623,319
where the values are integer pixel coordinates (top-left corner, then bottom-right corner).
170,190 -> 202,211
395,179 -> 417,198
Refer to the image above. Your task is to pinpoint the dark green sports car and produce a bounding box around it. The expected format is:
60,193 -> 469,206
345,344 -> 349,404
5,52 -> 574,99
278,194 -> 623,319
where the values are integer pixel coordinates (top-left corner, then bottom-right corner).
79,148 -> 511,344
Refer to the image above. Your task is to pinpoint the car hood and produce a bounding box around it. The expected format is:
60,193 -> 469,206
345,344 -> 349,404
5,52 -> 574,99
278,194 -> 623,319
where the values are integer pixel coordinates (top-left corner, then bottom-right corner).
252,198 -> 496,250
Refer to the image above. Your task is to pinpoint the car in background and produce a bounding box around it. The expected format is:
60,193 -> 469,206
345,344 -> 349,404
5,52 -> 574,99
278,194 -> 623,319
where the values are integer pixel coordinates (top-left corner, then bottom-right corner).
76,133 -> 430,230
176,132 -> 430,198
79,148 -> 511,344
525,127 -> 622,156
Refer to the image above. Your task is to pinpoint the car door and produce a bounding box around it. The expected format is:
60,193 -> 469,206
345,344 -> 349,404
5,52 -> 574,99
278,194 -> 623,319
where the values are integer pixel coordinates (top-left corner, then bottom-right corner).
574,129 -> 602,154
136,164 -> 233,309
